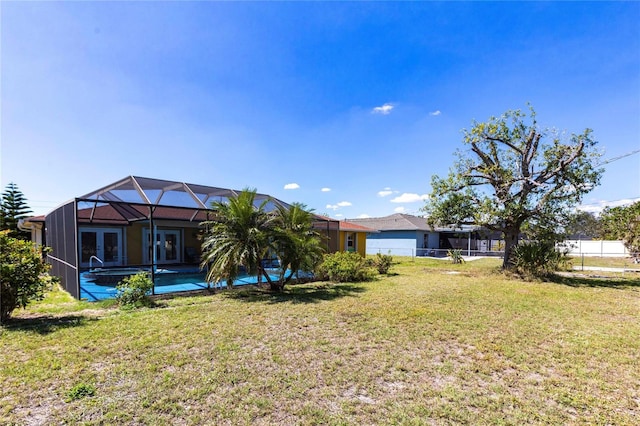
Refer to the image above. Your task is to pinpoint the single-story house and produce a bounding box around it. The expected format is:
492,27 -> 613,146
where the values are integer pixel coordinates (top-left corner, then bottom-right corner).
22,176 -> 370,299
347,213 -> 498,257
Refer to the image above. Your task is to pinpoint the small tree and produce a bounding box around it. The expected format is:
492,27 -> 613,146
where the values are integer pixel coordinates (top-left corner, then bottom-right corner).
201,189 -> 274,289
273,203 -> 325,289
564,210 -> 602,240
424,106 -> 603,269
599,201 -> 640,255
0,182 -> 33,240
0,231 -> 50,324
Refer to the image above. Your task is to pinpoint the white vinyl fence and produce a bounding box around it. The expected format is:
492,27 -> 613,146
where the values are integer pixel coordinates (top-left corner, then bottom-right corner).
561,240 -> 629,257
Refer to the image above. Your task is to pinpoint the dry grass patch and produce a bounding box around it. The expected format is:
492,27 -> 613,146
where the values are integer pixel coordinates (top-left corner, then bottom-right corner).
2,258 -> 639,424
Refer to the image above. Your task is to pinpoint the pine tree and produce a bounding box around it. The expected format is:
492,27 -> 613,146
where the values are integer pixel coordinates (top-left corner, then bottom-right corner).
0,182 -> 33,240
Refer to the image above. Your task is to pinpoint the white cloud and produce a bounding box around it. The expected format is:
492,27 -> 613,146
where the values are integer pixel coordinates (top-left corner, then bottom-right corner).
284,183 -> 300,190
357,214 -> 371,219
372,103 -> 394,115
321,187 -> 331,192
378,188 -> 393,197
578,197 -> 640,215
390,193 -> 429,203
335,213 -> 344,218
394,206 -> 406,213
429,110 -> 441,116
326,201 -> 352,211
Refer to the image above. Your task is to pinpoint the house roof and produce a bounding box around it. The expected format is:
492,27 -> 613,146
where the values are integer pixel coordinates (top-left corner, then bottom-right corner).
23,215 -> 46,223
347,213 -> 432,231
338,220 -> 378,233
312,216 -> 377,233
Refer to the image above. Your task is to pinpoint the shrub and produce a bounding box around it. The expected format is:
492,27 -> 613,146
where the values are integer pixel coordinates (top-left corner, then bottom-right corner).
316,251 -> 376,283
0,231 -> 50,324
447,249 -> 465,264
371,253 -> 393,274
66,383 -> 96,401
511,241 -> 570,278
115,272 -> 153,307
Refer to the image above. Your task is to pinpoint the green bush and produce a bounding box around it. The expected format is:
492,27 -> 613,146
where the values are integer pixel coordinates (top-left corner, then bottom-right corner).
371,253 -> 393,274
316,251 -> 376,283
511,241 -> 570,278
66,383 -> 96,401
447,249 -> 465,264
116,272 -> 153,307
0,231 -> 50,324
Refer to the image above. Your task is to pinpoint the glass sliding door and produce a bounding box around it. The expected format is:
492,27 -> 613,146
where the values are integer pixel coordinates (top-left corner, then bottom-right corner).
79,228 -> 123,267
143,229 -> 181,265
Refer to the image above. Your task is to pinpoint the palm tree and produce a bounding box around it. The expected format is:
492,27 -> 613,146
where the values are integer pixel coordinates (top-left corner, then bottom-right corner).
273,203 -> 325,289
200,192 -> 325,292
200,189 -> 274,289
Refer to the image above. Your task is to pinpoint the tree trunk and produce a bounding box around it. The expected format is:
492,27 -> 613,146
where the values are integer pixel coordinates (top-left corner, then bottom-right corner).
502,228 -> 520,269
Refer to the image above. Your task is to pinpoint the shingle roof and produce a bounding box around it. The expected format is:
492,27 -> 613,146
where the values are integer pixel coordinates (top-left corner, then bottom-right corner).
338,221 -> 378,233
313,216 -> 377,233
347,213 -> 431,231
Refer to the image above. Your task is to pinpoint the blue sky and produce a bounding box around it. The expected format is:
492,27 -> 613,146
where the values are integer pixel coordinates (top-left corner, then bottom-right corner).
2,2 -> 639,218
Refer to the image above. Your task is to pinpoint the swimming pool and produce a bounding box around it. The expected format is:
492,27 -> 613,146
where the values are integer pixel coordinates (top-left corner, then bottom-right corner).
79,268 -> 283,302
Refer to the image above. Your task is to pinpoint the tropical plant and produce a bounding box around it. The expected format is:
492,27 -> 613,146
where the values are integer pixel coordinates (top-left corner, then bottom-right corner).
511,241 -> 571,278
201,189 -> 275,289
115,272 -> 154,308
0,182 -> 33,240
201,191 -> 326,291
371,252 -> 393,274
0,231 -> 50,323
447,249 -> 465,264
316,251 -> 376,283
423,106 -> 603,269
273,203 -> 325,289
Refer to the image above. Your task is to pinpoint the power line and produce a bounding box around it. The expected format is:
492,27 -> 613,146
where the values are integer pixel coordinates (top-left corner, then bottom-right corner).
598,148 -> 640,166
579,197 -> 640,207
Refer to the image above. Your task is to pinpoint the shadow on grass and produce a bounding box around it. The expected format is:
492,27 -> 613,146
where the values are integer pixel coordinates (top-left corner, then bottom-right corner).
224,282 -> 367,304
2,314 -> 97,335
549,273 -> 640,289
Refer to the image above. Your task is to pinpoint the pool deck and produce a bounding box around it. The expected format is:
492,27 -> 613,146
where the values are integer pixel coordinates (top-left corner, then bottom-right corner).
79,269 -> 290,302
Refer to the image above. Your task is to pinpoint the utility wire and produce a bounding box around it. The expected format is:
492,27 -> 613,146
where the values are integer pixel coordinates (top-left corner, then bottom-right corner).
598,148 -> 640,166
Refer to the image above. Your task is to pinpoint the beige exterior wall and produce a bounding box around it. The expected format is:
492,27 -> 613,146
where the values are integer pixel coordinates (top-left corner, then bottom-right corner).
126,224 -> 144,265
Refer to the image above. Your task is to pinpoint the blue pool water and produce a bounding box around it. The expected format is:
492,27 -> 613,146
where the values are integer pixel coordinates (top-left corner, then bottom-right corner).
79,268 -> 284,302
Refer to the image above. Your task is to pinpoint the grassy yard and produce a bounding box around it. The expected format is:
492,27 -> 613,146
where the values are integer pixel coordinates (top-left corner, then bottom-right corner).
569,256 -> 639,269
2,258 -> 639,425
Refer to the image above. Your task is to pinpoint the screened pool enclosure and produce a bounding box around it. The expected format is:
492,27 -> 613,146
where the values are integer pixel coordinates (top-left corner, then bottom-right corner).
45,176 -> 339,299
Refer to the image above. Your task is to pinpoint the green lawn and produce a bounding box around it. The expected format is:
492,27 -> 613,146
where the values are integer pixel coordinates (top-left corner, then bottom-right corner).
569,256 -> 638,269
2,258 -> 639,425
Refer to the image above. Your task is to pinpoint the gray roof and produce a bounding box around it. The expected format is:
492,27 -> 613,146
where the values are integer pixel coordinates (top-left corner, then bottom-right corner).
348,213 -> 481,233
347,213 -> 431,231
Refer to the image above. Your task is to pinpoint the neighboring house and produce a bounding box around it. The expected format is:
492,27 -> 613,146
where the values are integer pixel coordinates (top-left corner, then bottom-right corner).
347,213 -> 439,256
22,176 -> 343,299
311,217 -> 376,257
348,213 -> 493,256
